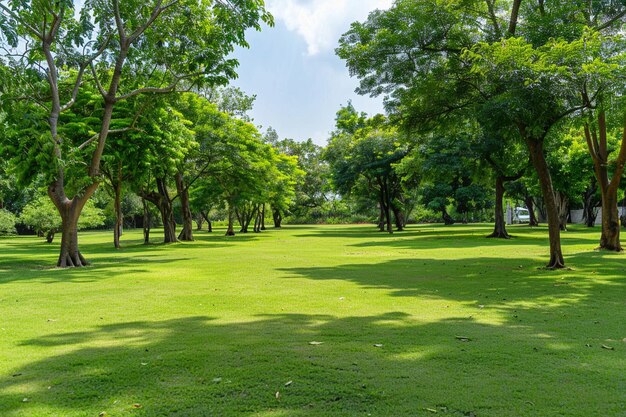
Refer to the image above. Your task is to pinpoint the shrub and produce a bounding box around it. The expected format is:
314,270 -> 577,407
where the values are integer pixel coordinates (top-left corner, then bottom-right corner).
0,209 -> 17,235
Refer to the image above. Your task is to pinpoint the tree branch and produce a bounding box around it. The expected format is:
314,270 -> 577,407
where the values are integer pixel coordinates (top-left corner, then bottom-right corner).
0,4 -> 43,39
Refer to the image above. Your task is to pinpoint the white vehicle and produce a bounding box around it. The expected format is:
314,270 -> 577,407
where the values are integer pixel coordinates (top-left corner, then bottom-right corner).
514,207 -> 530,223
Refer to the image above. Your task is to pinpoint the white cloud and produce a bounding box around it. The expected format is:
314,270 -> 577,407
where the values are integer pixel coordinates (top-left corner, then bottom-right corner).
266,0 -> 393,56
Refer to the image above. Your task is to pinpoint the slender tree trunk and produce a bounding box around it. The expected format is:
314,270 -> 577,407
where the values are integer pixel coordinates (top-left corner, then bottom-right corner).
142,198 -> 151,244
46,230 -> 55,243
442,208 -> 455,225
175,172 -> 194,241
236,208 -> 245,232
391,202 -> 404,231
226,203 -> 236,236
526,137 -> 565,268
261,204 -> 266,230
554,191 -> 569,231
582,179 -> 598,227
488,175 -> 510,238
621,190 -> 626,229
524,195 -> 539,226
113,179 -> 123,249
254,205 -> 262,233
379,178 -> 393,234
584,114 -> 625,251
378,200 -> 386,231
195,214 -> 204,231
201,211 -> 213,233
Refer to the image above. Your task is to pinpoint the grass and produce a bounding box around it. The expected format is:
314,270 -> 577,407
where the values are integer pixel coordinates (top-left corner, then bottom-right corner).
0,223 -> 624,417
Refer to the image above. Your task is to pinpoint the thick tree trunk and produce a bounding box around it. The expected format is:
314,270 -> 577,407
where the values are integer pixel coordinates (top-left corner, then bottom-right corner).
175,172 -> 194,241
57,207 -> 87,267
273,208 -> 282,228
226,204 -> 236,236
142,178 -> 177,243
526,137 -> 565,268
599,190 -> 622,250
487,176 -> 511,238
48,176 -> 98,267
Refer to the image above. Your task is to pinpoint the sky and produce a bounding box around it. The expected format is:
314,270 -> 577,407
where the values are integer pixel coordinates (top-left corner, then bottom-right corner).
231,0 -> 393,145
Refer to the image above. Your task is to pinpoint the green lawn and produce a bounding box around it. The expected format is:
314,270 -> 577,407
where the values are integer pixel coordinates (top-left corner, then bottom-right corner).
0,224 -> 624,417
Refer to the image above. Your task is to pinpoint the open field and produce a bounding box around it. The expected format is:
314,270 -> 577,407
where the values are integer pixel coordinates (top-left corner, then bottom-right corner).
0,224 -> 624,417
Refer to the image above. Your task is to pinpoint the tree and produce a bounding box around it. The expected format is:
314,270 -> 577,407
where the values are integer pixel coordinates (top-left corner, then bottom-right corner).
0,0 -> 271,267
271,137 -> 330,222
0,209 -> 17,235
417,130 -> 492,226
326,108 -> 409,233
337,0 -> 626,268
20,195 -> 105,243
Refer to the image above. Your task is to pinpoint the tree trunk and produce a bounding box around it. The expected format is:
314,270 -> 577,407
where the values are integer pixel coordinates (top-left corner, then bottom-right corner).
582,179 -> 598,227
46,230 -> 55,243
195,214 -> 204,231
273,208 -> 282,228
554,191 -> 569,231
261,204 -> 266,230
254,205 -> 262,233
48,176 -> 98,267
113,179 -> 123,249
487,175 -> 510,238
621,190 -> 626,229
142,178 -> 177,243
378,178 -> 393,234
391,202 -> 404,231
378,201 -> 386,231
583,114 -> 625,251
524,195 -> 539,226
200,211 -> 213,232
526,137 -> 565,268
142,197 -> 151,244
442,208 -> 455,225
160,200 -> 177,243
226,204 -> 236,236
599,190 -> 622,250
175,172 -> 194,241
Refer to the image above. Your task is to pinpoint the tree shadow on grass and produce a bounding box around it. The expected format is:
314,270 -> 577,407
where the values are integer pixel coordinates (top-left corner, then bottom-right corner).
292,224 -> 561,251
276,256 -> 626,325
0,311 -> 623,417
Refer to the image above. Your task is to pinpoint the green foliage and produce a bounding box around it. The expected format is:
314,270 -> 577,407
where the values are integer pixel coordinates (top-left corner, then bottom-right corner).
0,209 -> 17,235
272,137 -> 330,220
20,196 -> 105,240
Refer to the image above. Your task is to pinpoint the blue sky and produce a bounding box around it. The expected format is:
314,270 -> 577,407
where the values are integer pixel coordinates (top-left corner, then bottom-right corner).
231,0 -> 392,145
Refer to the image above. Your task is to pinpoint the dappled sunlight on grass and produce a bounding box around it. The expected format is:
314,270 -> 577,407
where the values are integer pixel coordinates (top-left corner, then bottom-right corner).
0,224 -> 624,416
